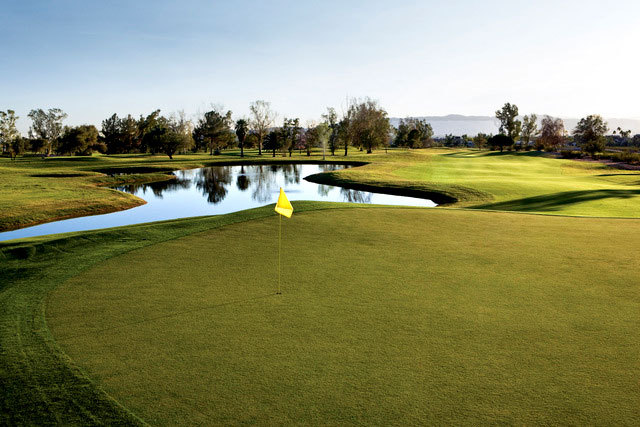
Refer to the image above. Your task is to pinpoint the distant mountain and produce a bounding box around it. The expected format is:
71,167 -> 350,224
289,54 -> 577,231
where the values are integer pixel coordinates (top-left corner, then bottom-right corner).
389,115 -> 640,137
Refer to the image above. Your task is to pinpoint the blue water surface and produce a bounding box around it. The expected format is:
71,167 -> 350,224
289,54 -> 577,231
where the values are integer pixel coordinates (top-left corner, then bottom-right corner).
0,164 -> 435,241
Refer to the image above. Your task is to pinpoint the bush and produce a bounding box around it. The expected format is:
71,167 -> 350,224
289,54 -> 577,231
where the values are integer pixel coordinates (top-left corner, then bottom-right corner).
487,134 -> 514,152
560,150 -> 582,159
619,151 -> 640,164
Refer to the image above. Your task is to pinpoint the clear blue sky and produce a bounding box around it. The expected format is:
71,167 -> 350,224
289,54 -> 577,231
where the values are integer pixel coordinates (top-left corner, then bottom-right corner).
2,0 -> 639,132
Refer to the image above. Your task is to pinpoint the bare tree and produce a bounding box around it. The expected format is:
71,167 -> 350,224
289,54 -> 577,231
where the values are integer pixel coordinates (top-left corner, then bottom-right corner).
249,100 -> 276,156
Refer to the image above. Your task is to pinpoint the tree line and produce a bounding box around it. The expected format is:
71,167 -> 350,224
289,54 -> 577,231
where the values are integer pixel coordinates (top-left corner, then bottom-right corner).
483,103 -> 640,156
0,98 -> 394,160
1,100 -> 637,160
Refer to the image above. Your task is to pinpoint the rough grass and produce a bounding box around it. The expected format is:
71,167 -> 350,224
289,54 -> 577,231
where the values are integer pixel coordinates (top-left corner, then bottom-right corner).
40,207 -> 640,425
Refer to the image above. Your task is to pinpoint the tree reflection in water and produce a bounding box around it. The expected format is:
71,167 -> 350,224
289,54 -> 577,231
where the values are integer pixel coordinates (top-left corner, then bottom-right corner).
279,164 -> 301,185
116,173 -> 192,199
340,188 -> 372,203
236,166 -> 251,191
317,184 -> 332,197
195,166 -> 232,203
319,164 -> 346,172
246,165 -> 272,203
117,164 -> 367,207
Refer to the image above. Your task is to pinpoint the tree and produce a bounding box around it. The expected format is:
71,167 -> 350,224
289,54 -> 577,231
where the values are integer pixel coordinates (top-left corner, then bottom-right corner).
101,113 -> 121,153
28,108 -> 67,156
538,116 -> 565,151
9,137 -> 29,160
348,98 -> 390,154
29,138 -> 47,155
337,116 -> 351,156
0,110 -> 20,155
58,125 -> 100,155
299,126 -> 313,156
394,118 -> 434,148
473,133 -> 488,150
294,125 -> 307,154
120,115 -> 141,153
168,111 -> 195,157
614,127 -> 631,138
281,118 -> 300,157
144,112 -> 194,159
235,119 -> 248,157
495,103 -> 521,141
138,110 -> 162,152
314,122 -> 331,160
520,114 -> 538,150
322,107 -> 339,155
574,115 -> 608,156
193,109 -> 234,155
444,134 -> 456,147
249,100 -> 276,156
488,134 -> 514,152
244,132 -> 258,149
263,128 -> 282,157
612,127 -> 632,146
395,120 -> 410,147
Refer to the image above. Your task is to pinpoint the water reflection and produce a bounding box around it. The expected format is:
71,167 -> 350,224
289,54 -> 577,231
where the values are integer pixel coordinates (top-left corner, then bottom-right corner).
195,166 -> 232,204
340,188 -> 372,203
116,175 -> 191,199
236,174 -> 250,191
116,164 -> 395,206
0,164 -> 437,242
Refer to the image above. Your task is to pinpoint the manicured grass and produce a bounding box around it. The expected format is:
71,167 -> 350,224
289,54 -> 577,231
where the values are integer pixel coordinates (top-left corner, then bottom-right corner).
2,149 -> 640,424
0,201 -> 348,424
393,150 -> 640,216
2,148 -> 640,232
41,207 -> 640,424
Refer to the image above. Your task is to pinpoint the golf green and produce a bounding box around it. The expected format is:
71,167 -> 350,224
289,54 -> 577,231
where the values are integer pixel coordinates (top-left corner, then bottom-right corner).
46,207 -> 640,424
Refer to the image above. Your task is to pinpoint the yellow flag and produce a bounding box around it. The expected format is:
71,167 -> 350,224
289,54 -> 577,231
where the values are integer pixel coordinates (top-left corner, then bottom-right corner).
275,187 -> 293,218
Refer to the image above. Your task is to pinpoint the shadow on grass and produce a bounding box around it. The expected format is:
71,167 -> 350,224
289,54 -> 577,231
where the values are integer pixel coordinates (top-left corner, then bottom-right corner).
472,189 -> 640,212
44,156 -> 101,161
441,150 -> 547,158
30,173 -> 89,178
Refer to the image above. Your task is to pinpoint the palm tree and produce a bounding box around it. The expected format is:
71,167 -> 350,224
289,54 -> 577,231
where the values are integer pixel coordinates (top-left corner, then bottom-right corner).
235,119 -> 248,157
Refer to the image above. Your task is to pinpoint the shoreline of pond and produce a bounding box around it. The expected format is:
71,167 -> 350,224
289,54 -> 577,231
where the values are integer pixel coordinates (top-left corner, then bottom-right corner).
0,162 -> 442,242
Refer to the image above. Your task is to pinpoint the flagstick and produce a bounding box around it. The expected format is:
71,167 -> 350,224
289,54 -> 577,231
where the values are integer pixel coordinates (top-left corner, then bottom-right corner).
277,213 -> 282,295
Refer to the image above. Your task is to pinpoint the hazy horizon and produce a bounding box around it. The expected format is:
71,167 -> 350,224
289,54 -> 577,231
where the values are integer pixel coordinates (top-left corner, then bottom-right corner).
2,0 -> 639,134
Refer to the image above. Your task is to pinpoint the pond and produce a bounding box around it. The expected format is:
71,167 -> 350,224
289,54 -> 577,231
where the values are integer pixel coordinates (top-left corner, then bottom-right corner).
0,164 -> 436,241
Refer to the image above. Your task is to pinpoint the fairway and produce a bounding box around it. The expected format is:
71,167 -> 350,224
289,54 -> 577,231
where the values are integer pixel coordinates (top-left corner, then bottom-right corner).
46,207 -> 640,424
3,149 -> 640,233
